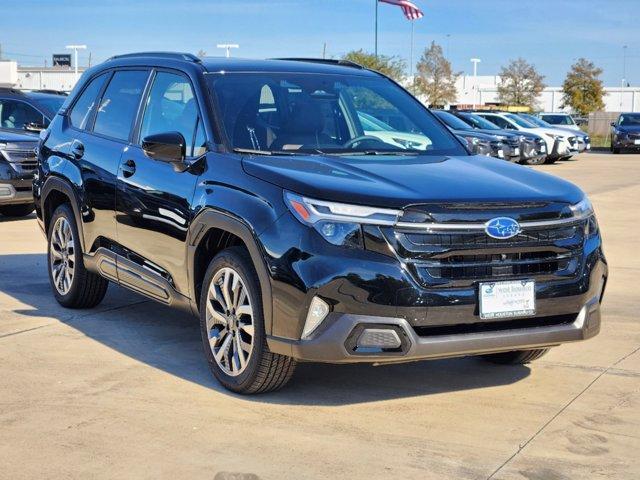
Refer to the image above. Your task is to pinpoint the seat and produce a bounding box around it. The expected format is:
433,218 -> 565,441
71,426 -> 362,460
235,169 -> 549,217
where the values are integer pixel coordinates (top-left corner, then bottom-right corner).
270,99 -> 335,150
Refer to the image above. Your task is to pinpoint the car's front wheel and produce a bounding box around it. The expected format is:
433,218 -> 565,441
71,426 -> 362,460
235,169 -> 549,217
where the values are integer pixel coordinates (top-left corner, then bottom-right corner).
199,247 -> 296,394
47,204 -> 108,308
481,348 -> 549,364
0,203 -> 35,217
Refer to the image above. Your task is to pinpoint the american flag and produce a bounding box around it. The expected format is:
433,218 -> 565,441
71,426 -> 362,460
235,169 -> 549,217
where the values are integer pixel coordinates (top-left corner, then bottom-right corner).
379,0 -> 424,20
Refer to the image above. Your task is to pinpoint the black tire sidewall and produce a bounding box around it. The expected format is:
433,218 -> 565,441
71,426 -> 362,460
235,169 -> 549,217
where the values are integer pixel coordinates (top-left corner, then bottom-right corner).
47,204 -> 84,306
0,203 -> 35,217
199,247 -> 267,392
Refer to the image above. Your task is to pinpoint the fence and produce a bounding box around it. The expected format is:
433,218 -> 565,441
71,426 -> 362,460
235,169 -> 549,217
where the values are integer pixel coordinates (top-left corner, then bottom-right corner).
588,112 -> 618,137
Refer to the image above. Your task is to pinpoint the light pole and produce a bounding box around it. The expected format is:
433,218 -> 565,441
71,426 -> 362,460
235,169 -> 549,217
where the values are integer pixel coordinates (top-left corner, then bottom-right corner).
470,58 -> 481,108
620,45 -> 628,111
65,44 -> 86,82
217,44 -> 239,58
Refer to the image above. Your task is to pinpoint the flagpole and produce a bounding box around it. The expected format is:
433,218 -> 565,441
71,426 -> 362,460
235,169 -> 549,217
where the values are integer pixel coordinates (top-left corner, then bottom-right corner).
374,0 -> 379,57
410,20 -> 414,90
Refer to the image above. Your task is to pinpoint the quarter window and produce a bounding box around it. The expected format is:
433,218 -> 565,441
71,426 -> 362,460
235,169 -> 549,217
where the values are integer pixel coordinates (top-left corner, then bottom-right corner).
93,70 -> 149,141
139,72 -> 200,156
0,99 -> 44,130
69,73 -> 108,130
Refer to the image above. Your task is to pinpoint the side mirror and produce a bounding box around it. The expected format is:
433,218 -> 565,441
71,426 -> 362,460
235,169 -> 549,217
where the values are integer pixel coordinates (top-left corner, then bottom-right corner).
610,122 -> 617,127
142,132 -> 186,164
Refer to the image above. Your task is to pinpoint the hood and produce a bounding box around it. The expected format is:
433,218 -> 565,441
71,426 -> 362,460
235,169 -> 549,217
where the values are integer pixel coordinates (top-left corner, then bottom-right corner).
549,126 -> 588,138
242,153 -> 584,209
449,129 -> 500,141
0,128 -> 39,143
616,125 -> 640,133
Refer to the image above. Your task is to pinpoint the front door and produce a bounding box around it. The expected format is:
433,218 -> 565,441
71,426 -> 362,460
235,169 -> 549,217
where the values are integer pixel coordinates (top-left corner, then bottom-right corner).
115,70 -> 207,296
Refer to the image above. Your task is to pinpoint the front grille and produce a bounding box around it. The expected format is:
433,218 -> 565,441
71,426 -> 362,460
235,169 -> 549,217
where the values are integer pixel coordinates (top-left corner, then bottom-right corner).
384,213 -> 585,288
1,144 -> 38,174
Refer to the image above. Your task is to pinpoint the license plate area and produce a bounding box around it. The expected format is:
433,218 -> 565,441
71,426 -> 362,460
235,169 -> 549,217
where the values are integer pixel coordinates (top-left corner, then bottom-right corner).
479,280 -> 536,320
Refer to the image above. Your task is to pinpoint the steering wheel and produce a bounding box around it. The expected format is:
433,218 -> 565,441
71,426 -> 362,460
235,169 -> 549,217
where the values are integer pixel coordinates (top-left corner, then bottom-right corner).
343,135 -> 387,149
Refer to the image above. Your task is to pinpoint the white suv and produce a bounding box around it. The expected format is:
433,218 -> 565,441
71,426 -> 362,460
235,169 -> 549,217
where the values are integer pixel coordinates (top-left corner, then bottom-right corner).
475,112 -> 577,164
539,113 -> 582,132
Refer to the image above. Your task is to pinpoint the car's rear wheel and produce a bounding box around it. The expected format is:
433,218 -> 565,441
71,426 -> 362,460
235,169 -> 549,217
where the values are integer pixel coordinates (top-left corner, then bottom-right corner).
612,146 -> 620,154
0,203 -> 35,217
200,247 -> 296,394
47,204 -> 108,308
481,348 -> 550,364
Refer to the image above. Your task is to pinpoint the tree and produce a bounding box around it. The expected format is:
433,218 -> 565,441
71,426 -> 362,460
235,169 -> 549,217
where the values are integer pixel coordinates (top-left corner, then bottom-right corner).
497,58 -> 546,108
561,58 -> 605,115
414,41 -> 460,107
343,50 -> 406,83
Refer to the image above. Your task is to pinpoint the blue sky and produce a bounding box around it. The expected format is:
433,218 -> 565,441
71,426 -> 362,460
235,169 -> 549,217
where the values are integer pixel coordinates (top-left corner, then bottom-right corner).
1,0 -> 637,85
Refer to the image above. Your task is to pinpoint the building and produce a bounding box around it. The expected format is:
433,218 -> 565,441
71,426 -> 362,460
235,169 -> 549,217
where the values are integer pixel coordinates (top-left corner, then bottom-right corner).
452,75 -> 640,112
0,60 -> 86,92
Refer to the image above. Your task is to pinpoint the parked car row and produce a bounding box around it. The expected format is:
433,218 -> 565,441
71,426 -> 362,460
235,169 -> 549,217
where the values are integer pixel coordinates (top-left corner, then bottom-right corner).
0,88 -> 67,217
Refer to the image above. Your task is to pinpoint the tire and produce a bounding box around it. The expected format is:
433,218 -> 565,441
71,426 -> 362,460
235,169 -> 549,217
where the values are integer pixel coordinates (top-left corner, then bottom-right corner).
0,203 -> 35,217
523,156 -> 545,166
200,246 -> 296,394
481,348 -> 550,365
612,147 -> 620,154
544,156 -> 559,164
47,204 -> 108,308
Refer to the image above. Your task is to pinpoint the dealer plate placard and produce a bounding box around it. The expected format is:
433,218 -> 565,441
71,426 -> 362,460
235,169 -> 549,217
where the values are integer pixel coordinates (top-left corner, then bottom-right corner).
479,280 -> 536,319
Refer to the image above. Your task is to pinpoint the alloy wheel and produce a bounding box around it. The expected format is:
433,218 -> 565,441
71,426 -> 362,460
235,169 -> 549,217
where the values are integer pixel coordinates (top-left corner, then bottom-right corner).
50,217 -> 75,295
205,267 -> 255,377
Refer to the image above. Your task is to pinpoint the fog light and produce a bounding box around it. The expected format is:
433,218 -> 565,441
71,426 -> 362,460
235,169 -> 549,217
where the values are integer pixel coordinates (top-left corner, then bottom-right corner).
357,328 -> 402,349
302,296 -> 330,339
0,186 -> 12,197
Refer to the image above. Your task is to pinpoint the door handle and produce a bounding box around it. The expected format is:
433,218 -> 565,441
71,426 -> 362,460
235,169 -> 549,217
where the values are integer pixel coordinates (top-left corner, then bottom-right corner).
121,159 -> 136,178
71,140 -> 84,159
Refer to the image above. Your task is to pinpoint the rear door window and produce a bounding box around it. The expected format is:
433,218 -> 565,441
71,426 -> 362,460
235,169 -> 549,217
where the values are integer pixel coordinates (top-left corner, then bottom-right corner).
93,70 -> 149,141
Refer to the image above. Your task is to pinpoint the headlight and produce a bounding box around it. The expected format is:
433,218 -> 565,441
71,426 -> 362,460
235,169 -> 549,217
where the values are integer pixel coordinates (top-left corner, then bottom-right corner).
284,192 -> 400,247
569,197 -> 594,219
570,197 -> 598,236
462,136 -> 491,156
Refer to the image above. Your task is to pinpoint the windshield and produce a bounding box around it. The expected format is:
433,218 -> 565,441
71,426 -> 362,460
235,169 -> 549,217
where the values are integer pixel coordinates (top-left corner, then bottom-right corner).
432,110 -> 473,131
619,114 -> 640,126
206,72 -> 467,156
541,114 -> 575,126
519,114 -> 550,128
458,112 -> 500,130
506,113 -> 536,128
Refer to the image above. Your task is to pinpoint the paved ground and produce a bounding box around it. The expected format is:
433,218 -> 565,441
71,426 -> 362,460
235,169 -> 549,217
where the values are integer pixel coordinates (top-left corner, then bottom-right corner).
1,152 -> 639,480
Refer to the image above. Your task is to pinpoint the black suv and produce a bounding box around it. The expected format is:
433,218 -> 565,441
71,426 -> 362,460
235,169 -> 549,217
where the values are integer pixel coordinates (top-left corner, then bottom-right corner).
35,53 -> 607,394
0,88 -> 66,132
0,128 -> 39,217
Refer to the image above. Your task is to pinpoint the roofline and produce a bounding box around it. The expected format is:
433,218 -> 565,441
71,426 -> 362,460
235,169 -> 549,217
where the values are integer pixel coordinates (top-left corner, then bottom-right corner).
107,52 -> 201,63
270,58 -> 364,70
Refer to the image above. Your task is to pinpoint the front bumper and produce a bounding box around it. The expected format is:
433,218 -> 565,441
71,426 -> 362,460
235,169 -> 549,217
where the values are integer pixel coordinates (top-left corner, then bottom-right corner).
268,295 -> 602,363
0,182 -> 34,205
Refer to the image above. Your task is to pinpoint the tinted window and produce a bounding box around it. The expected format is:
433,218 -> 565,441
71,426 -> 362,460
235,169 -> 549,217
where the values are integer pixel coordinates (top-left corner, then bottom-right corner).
618,114 -> 640,126
506,113 -> 536,128
0,99 -> 44,130
541,114 -> 574,125
139,72 -> 200,156
433,110 -> 472,131
69,73 -> 108,130
482,115 -> 511,129
207,72 -> 466,156
94,70 -> 148,141
458,113 -> 500,130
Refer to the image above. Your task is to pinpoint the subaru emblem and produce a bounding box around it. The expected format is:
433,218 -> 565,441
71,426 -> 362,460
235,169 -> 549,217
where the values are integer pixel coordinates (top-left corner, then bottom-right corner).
485,217 -> 521,239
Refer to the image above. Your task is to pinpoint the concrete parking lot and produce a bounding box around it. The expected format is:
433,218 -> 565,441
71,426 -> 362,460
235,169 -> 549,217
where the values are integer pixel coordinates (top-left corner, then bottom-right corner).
1,152 -> 638,480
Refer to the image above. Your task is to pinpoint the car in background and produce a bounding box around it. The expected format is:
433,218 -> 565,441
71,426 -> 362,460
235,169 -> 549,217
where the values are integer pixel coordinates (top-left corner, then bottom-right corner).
519,113 -> 590,153
610,113 -> 640,154
539,113 -> 582,132
357,111 -> 432,150
451,111 -> 547,165
0,88 -> 67,133
0,128 -> 38,217
432,110 -> 510,160
473,111 -> 577,163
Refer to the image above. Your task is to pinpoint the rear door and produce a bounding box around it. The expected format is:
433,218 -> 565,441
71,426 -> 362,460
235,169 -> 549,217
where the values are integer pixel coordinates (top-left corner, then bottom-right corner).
115,69 -> 206,296
64,69 -> 150,251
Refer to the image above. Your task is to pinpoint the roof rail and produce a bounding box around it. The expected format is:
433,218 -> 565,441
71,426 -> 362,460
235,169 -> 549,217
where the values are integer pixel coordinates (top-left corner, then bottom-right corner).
271,57 -> 364,69
107,52 -> 201,63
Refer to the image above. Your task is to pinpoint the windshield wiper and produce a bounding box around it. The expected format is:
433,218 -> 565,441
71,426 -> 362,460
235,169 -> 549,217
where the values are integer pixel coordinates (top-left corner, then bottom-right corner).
233,148 -> 273,156
330,150 -> 420,156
